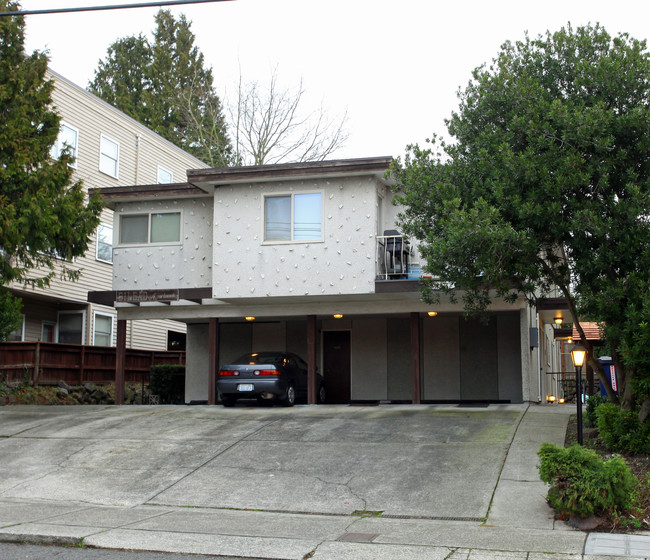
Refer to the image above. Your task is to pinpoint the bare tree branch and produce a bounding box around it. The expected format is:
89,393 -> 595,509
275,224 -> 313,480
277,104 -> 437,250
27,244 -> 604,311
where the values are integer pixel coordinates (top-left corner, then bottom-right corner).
228,68 -> 349,165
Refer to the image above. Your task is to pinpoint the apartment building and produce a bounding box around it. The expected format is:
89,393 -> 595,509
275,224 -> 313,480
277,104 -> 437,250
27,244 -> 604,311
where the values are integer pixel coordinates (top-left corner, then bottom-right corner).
7,69 -> 208,350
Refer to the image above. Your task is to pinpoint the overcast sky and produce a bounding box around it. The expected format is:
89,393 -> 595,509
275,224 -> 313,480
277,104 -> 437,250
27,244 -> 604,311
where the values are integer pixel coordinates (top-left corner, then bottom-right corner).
20,0 -> 650,161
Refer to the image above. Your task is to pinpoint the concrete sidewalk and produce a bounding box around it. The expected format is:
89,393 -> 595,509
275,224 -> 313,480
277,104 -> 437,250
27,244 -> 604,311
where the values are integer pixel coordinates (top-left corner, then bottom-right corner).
0,403 -> 648,559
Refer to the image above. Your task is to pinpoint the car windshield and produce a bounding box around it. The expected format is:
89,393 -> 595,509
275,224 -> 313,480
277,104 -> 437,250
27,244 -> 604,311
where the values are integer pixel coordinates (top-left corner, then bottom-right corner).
233,352 -> 284,366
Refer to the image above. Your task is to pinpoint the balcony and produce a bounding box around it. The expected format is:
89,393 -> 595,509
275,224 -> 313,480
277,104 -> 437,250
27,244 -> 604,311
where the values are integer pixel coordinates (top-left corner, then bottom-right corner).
375,230 -> 425,281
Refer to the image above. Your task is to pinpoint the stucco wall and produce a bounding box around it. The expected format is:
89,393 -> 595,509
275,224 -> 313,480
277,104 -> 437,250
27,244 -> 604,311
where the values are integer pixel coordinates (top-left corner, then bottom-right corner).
112,198 -> 213,290
212,176 -> 381,298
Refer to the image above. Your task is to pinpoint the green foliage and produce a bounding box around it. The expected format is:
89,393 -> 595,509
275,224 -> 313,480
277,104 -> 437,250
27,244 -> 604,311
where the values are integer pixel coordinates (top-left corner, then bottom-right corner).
149,364 -> 185,404
538,442 -> 637,519
596,402 -> 650,455
391,24 -> 650,403
585,393 -> 607,428
89,10 -> 232,166
0,1 -> 103,339
0,288 -> 22,340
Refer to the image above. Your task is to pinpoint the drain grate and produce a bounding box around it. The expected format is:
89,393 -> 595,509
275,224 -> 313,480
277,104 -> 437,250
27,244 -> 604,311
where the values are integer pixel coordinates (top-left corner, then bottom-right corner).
337,532 -> 380,543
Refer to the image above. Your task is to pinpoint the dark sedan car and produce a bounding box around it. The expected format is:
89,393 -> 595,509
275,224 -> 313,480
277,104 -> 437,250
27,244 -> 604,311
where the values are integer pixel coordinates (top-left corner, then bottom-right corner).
217,351 -> 325,407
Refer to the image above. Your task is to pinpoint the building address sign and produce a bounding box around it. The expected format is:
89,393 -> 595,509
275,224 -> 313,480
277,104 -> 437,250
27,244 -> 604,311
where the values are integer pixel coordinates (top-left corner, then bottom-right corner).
116,290 -> 179,303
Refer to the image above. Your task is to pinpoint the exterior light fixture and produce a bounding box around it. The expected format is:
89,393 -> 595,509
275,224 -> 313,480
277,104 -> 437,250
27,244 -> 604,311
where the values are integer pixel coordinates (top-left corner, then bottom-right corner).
546,395 -> 556,403
559,397 -> 566,404
570,344 -> 588,445
554,316 -> 563,325
245,316 -> 255,322
333,313 -> 343,319
427,311 -> 438,317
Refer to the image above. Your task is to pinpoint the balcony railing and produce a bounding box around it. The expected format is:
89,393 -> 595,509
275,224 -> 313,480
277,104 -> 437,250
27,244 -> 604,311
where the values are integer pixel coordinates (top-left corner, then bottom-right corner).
376,232 -> 418,280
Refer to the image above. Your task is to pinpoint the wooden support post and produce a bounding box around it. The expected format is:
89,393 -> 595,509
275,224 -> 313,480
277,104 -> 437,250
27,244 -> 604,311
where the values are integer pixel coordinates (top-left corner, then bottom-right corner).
33,342 -> 40,386
307,314 -> 317,404
115,319 -> 126,405
208,318 -> 219,405
411,312 -> 421,404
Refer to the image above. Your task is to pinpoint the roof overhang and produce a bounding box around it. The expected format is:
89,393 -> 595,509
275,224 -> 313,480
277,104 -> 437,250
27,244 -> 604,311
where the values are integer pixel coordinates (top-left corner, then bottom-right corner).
186,156 -> 394,191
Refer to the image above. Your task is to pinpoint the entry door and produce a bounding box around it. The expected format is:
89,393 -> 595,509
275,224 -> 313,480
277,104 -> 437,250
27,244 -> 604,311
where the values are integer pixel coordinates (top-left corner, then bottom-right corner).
323,331 -> 351,403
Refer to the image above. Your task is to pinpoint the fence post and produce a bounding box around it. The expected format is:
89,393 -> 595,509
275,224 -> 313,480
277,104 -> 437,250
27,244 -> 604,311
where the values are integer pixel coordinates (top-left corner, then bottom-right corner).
80,345 -> 86,384
115,320 -> 126,405
33,342 -> 40,386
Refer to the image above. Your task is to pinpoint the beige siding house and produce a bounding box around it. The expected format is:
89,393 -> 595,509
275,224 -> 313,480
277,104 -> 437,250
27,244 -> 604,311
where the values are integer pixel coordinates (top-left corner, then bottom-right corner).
7,69 -> 208,350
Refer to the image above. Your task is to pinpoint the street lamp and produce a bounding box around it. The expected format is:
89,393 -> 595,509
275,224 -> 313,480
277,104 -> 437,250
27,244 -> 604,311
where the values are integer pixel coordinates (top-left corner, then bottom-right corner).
570,344 -> 587,445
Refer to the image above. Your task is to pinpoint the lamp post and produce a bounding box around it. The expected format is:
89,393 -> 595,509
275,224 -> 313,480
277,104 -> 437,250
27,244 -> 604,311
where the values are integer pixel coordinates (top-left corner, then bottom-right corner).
570,344 -> 587,445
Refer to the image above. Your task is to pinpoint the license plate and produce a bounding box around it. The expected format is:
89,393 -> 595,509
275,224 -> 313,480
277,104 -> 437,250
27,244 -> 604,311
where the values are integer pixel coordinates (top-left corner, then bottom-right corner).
237,384 -> 254,392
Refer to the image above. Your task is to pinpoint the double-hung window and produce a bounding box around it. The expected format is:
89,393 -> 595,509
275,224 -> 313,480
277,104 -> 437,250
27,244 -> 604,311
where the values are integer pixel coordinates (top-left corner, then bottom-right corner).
93,312 -> 113,346
96,223 -> 113,263
119,211 -> 181,245
50,123 -> 79,167
264,192 -> 322,242
99,134 -> 119,178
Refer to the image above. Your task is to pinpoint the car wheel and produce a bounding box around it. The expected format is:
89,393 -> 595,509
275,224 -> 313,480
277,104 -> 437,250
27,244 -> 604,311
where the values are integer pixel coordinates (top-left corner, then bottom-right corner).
281,384 -> 295,407
221,395 -> 236,407
317,383 -> 326,404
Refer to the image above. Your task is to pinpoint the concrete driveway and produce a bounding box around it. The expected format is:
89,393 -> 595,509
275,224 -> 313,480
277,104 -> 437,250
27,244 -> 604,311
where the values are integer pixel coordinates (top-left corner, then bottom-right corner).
0,403 -> 525,521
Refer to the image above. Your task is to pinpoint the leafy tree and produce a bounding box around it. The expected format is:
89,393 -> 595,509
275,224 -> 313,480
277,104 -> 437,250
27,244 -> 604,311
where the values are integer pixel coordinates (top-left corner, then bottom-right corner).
0,0 -> 103,340
89,10 -> 231,167
391,24 -> 650,414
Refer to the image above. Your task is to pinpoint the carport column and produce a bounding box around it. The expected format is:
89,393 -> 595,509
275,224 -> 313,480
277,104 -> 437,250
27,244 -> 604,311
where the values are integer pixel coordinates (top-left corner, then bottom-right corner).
208,318 -> 219,405
307,314 -> 317,404
115,319 -> 126,405
411,312 -> 421,404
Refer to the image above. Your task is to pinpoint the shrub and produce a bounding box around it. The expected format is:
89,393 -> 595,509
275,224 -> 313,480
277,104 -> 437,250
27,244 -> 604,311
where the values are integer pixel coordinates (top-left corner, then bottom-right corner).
538,442 -> 637,519
596,402 -> 650,455
585,393 -> 607,427
149,364 -> 185,404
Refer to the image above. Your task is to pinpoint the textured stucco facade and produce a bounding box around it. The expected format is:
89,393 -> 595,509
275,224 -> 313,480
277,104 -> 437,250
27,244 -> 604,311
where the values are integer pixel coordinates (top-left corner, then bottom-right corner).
113,198 -> 213,291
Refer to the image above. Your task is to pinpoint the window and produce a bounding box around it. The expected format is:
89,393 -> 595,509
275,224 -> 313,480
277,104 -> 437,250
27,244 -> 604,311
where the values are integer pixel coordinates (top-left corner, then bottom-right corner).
264,192 -> 322,242
96,223 -> 113,263
50,123 -> 79,167
119,211 -> 181,245
5,315 -> 25,341
157,166 -> 173,184
99,134 -> 119,178
93,312 -> 113,346
41,321 -> 56,342
57,311 -> 85,344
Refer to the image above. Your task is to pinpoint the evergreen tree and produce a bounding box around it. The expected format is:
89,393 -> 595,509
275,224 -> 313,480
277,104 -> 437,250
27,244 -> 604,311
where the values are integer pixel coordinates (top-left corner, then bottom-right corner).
89,10 -> 232,166
391,24 -> 650,413
0,0 -> 103,339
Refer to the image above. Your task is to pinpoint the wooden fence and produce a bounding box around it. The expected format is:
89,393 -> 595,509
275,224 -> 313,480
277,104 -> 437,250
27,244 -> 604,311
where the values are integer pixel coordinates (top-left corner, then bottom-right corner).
0,342 -> 185,386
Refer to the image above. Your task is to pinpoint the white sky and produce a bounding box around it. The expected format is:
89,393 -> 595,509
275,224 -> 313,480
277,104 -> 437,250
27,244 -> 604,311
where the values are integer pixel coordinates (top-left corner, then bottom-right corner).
20,0 -> 650,161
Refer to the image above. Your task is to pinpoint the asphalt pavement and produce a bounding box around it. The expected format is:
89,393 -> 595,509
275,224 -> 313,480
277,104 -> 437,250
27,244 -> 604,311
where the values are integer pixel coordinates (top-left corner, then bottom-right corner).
0,402 -> 648,559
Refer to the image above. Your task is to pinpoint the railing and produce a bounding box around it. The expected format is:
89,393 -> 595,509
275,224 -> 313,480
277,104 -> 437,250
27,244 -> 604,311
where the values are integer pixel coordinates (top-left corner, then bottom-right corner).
545,370 -> 596,403
0,342 -> 185,386
376,233 -> 416,280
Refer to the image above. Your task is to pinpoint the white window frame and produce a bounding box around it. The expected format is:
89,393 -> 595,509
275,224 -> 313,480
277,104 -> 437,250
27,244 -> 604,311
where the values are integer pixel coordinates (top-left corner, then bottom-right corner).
56,310 -> 86,345
99,134 -> 120,178
262,192 -> 324,244
50,122 -> 79,168
117,210 -> 183,246
96,223 -> 113,264
157,165 -> 173,184
41,321 -> 56,343
92,312 -> 114,347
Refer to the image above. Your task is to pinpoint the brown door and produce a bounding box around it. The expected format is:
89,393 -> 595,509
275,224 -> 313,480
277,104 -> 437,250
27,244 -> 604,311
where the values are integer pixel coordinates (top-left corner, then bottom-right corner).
323,330 -> 351,403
